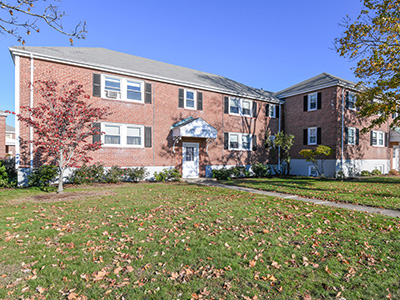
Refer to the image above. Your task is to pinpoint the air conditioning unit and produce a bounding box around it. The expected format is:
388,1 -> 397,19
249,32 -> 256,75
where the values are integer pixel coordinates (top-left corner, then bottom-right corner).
106,90 -> 119,99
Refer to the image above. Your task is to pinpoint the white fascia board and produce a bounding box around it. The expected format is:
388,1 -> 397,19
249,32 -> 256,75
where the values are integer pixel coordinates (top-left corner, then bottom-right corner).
9,48 -> 279,103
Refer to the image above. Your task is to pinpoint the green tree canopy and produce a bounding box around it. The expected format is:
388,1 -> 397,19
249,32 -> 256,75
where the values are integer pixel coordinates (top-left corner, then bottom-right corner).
335,0 -> 400,130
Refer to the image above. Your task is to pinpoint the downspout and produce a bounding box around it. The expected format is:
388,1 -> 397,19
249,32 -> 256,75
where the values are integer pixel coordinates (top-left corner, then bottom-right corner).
341,87 -> 345,172
30,54 -> 34,169
278,103 -> 282,173
14,55 -> 20,171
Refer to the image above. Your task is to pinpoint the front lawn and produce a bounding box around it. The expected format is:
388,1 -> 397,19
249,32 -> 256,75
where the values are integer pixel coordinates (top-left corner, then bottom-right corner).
0,183 -> 399,299
222,176 -> 400,211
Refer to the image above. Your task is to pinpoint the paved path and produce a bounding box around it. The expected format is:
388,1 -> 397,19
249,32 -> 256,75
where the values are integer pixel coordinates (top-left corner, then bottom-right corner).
185,179 -> 400,218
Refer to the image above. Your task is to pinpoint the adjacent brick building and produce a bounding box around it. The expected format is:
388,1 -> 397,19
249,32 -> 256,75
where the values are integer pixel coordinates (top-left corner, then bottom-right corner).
277,73 -> 398,177
9,46 -> 281,181
0,110 -> 8,159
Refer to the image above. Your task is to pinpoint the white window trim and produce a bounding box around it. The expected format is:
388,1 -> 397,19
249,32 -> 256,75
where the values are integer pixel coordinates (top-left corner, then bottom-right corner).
347,127 -> 356,145
308,165 -> 318,177
229,97 -> 253,117
308,127 -> 317,145
348,92 -> 357,111
184,89 -> 197,110
101,122 -> 144,148
228,132 -> 252,151
372,130 -> 385,147
102,75 -> 144,103
308,93 -> 318,111
268,105 -> 276,118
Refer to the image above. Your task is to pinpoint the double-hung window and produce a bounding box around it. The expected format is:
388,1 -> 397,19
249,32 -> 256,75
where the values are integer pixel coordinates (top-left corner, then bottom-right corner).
308,127 -> 317,145
371,130 -> 384,147
102,123 -> 144,148
229,98 -> 240,115
268,105 -> 276,118
242,100 -> 252,117
308,93 -> 317,111
104,125 -> 121,145
229,97 -> 252,117
348,127 -> 356,145
184,89 -> 196,109
347,93 -> 357,110
228,132 -> 252,151
102,75 -> 144,103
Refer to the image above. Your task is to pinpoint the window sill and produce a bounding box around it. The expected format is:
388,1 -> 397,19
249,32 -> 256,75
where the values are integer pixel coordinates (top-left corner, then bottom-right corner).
102,144 -> 145,149
102,97 -> 145,105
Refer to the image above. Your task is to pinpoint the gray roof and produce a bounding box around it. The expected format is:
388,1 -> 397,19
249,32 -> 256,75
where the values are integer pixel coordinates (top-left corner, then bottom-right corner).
9,46 -> 280,103
6,125 -> 15,132
276,73 -> 357,98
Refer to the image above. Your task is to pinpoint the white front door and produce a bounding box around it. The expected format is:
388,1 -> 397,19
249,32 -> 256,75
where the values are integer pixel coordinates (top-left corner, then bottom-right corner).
394,146 -> 400,170
182,142 -> 199,178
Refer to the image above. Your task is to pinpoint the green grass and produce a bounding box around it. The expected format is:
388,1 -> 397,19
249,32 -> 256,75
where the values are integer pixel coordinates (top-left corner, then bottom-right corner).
0,182 -> 399,299
222,176 -> 400,211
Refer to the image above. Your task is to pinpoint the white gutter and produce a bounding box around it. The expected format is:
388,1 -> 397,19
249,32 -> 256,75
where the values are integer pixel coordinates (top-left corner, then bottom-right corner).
9,48 -> 280,104
30,54 -> 34,169
14,55 -> 20,170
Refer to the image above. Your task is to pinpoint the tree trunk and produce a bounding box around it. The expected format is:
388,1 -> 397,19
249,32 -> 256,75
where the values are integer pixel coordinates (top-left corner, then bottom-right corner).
57,167 -> 64,193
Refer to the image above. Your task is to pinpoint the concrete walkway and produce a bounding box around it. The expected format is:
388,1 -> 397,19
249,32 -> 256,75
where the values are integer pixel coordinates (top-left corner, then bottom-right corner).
184,178 -> 400,218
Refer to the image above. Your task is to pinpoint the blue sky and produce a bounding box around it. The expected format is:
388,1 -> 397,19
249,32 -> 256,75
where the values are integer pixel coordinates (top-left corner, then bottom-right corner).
0,0 -> 363,126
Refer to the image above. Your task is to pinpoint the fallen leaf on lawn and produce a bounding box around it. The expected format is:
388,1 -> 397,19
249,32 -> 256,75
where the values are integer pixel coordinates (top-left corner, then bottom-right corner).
325,265 -> 332,275
249,260 -> 256,268
114,267 -> 123,275
125,266 -> 134,273
271,261 -> 281,269
261,274 -> 277,282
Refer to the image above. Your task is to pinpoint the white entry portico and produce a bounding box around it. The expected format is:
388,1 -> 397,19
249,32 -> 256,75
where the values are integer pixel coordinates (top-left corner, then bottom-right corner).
171,117 -> 218,178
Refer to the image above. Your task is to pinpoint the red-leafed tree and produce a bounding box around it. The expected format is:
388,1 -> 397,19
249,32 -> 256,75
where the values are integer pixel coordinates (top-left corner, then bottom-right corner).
17,79 -> 111,193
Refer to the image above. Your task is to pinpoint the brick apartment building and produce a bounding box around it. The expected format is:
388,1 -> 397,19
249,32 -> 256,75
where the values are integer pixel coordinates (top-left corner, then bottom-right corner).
277,73 -> 399,177
9,46 -> 281,182
8,47 -> 400,180
0,110 -> 8,158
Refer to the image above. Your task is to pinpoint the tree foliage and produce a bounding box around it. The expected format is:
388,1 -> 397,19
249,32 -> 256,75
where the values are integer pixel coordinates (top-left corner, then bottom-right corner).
17,79 -> 110,193
266,131 -> 295,175
299,145 -> 333,177
0,0 -> 86,45
335,0 -> 400,130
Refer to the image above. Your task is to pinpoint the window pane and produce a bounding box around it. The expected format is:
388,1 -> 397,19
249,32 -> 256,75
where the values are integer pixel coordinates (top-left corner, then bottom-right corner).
186,99 -> 195,108
309,128 -> 316,144
127,81 -> 142,101
242,135 -> 250,150
127,126 -> 141,145
185,147 -> 194,161
105,77 -> 121,92
186,91 -> 194,100
105,136 -> 120,144
127,137 -> 141,145
230,134 -> 239,149
105,125 -> 120,135
309,94 -> 317,109
230,99 -> 240,114
378,132 -> 384,145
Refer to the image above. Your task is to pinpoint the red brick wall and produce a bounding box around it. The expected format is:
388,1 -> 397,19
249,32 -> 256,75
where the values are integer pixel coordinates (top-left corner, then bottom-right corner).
18,57 -> 278,174
283,86 -> 339,160
284,85 -> 392,161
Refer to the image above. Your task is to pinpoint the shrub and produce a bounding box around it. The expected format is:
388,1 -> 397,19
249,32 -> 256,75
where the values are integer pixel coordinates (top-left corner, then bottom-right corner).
154,168 -> 181,182
371,169 -> 382,176
1,158 -> 17,186
360,170 -> 371,177
70,163 -> 105,185
212,167 -> 233,181
231,166 -> 247,178
336,170 -> 346,180
0,164 -> 9,188
126,167 -> 148,182
28,165 -> 58,190
104,166 -> 125,183
252,163 -> 270,177
389,169 -> 399,176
